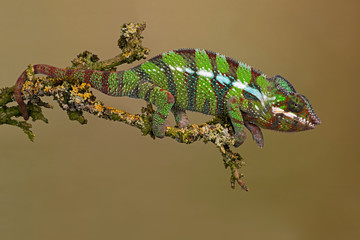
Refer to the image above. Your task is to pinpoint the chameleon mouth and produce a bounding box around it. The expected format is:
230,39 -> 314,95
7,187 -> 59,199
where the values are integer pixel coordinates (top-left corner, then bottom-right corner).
297,117 -> 317,129
304,111 -> 321,128
310,113 -> 321,126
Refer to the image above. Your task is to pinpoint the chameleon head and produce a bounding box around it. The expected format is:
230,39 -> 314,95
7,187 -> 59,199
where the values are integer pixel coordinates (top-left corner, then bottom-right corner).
268,93 -> 321,131
256,75 -> 321,132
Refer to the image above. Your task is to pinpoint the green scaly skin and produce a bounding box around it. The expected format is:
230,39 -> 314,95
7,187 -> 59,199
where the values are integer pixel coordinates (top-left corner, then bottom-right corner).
14,49 -> 321,147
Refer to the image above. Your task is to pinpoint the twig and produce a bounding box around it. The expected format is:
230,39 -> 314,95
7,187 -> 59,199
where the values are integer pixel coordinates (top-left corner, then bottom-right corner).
0,22 -> 248,190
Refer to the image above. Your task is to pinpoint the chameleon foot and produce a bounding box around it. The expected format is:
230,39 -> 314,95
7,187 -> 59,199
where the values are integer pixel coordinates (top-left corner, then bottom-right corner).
172,108 -> 190,128
233,130 -> 247,148
152,120 -> 170,138
177,116 -> 190,129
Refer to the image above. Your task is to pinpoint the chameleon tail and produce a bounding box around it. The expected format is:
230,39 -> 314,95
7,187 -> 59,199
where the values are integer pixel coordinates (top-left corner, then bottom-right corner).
14,64 -> 106,120
14,70 -> 30,120
14,64 -> 69,120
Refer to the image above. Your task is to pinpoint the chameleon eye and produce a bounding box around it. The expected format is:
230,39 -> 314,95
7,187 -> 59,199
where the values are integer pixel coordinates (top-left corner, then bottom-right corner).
287,95 -> 305,113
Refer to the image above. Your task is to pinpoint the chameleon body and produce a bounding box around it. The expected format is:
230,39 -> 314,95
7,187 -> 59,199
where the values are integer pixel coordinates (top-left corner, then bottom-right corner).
14,49 -> 321,147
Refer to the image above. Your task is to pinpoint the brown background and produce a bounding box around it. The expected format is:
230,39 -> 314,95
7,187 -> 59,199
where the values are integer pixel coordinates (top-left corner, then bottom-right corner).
0,0 -> 359,239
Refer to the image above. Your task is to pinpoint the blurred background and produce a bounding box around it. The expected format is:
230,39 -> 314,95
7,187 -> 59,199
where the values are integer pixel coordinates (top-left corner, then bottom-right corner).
0,0 -> 359,239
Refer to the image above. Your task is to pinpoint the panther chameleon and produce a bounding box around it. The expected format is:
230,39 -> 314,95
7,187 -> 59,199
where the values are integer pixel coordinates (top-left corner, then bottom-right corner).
14,48 -> 321,147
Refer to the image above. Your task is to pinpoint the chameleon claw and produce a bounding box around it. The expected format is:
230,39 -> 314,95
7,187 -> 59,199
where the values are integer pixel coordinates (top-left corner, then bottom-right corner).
233,130 -> 246,148
233,141 -> 242,148
152,120 -> 170,138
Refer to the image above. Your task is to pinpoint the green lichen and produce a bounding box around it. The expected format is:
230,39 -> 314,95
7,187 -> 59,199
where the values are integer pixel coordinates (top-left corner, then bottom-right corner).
70,51 -> 100,69
70,22 -> 150,71
67,111 -> 87,124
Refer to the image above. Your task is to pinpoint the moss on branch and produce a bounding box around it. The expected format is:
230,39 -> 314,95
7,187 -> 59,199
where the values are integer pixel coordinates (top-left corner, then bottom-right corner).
0,22 -> 248,191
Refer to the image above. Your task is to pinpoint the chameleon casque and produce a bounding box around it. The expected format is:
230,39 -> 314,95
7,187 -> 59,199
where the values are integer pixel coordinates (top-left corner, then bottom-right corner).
14,49 -> 321,147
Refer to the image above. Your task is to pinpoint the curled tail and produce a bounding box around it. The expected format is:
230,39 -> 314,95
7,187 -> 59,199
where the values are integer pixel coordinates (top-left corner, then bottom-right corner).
15,64 -> 67,120
14,70 -> 30,120
14,64 -> 121,120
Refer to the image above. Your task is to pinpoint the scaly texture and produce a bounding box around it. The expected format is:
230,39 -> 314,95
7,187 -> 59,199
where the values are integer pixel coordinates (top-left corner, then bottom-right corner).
14,49 -> 321,148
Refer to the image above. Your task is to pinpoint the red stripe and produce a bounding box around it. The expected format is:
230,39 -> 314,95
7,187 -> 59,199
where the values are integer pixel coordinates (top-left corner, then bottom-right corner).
101,71 -> 110,93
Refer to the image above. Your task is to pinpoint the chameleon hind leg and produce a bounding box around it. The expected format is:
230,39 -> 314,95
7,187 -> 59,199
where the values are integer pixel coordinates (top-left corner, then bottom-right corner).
226,96 -> 247,147
138,81 -> 175,138
171,108 -> 190,128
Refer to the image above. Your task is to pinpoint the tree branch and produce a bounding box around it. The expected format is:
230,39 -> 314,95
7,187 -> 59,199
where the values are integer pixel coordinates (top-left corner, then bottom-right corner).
0,22 -> 248,191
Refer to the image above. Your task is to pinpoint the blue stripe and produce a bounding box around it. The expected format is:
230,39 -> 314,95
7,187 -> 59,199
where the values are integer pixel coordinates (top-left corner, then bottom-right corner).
216,75 -> 231,85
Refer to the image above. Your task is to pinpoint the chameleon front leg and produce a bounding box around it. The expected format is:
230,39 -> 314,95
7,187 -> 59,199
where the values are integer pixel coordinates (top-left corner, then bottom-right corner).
171,108 -> 190,128
226,96 -> 247,147
138,81 -> 175,138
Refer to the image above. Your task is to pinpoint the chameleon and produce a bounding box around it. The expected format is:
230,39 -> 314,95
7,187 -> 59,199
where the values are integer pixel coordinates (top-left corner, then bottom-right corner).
14,48 -> 321,147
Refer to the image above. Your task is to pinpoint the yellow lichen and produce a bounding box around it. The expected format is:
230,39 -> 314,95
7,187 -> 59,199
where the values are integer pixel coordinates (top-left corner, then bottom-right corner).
80,83 -> 89,89
44,86 -> 52,93
83,92 -> 92,99
94,102 -> 104,113
71,86 -> 79,93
